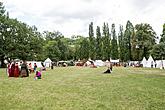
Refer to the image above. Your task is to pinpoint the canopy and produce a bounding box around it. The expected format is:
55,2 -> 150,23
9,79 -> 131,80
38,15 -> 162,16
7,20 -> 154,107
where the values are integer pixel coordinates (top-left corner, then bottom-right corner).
94,60 -> 105,67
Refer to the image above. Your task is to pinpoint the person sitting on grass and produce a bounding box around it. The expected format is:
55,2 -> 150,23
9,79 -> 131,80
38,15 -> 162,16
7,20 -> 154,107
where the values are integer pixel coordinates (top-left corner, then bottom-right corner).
103,67 -> 111,74
34,71 -> 41,80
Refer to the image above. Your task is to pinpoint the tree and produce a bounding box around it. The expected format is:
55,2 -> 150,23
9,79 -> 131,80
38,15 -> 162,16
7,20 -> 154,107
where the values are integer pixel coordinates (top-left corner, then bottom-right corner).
102,22 -> 111,60
96,26 -> 102,59
160,23 -> 165,43
0,2 -> 5,16
79,38 -> 89,59
118,25 -> 124,61
43,41 -> 61,61
111,23 -> 118,59
134,23 -> 157,60
89,22 -> 96,59
151,43 -> 165,60
123,20 -> 134,61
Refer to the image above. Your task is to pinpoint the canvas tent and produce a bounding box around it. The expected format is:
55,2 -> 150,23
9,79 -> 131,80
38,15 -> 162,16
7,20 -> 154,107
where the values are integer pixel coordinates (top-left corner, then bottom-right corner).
146,55 -> 155,68
94,60 -> 105,67
141,57 -> 147,67
110,59 -> 119,63
44,58 -> 52,67
155,60 -> 165,69
27,61 -> 43,68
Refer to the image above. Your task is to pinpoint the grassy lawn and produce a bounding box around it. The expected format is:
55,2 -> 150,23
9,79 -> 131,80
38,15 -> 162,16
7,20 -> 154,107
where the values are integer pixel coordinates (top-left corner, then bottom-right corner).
0,67 -> 165,110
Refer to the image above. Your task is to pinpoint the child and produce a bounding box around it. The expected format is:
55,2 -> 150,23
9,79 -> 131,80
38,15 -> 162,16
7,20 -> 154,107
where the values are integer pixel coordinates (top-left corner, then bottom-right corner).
34,63 -> 37,73
34,71 -> 41,80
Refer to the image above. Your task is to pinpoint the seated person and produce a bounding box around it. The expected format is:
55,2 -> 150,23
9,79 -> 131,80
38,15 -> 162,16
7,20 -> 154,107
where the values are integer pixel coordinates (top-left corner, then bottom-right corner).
34,71 -> 41,80
103,67 -> 111,73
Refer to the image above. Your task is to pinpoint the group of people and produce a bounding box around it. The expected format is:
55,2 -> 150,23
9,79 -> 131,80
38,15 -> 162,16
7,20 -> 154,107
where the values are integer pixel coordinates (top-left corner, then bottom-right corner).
7,61 -> 29,77
7,61 -> 42,79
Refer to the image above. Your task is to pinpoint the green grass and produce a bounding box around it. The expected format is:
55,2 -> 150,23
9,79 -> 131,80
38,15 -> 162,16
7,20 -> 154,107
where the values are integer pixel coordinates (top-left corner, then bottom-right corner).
0,67 -> 165,110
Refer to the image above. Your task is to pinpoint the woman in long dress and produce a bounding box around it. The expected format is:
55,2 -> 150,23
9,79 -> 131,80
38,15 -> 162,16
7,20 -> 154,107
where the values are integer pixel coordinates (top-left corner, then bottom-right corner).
10,63 -> 15,77
14,63 -> 20,77
20,61 -> 29,77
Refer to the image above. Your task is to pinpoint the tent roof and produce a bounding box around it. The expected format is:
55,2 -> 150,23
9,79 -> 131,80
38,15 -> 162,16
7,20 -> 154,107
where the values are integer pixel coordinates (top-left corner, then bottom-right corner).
44,58 -> 52,62
141,57 -> 147,64
148,55 -> 154,62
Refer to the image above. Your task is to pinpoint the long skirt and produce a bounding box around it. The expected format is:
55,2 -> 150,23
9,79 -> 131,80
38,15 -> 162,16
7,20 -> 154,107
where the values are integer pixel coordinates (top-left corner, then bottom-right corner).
20,69 -> 28,77
14,66 -> 20,77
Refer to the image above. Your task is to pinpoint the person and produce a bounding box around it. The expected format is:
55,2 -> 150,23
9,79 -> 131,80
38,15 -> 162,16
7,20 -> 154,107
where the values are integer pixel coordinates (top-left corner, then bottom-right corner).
110,63 -> 113,72
34,63 -> 37,73
7,63 -> 11,77
103,67 -> 111,74
41,62 -> 46,71
14,63 -> 20,77
20,61 -> 29,77
34,71 -> 41,80
28,63 -> 32,73
151,61 -> 153,68
51,62 -> 53,69
10,62 -> 15,77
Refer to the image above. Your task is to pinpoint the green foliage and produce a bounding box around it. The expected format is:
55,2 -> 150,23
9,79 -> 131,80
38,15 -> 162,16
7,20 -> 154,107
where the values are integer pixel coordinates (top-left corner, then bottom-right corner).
43,41 -> 61,61
0,2 -> 5,16
0,2 -> 163,64
123,20 -> 134,61
79,38 -> 90,59
111,23 -> 118,59
102,23 -> 111,60
134,23 -> 157,60
96,26 -> 102,59
160,23 -> 165,43
118,25 -> 124,61
151,43 -> 165,60
89,22 -> 96,59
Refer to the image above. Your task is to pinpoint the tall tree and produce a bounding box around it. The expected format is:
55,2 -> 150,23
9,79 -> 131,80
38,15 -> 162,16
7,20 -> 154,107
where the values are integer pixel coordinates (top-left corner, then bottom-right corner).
134,23 -> 157,60
43,41 -> 61,61
0,2 -> 5,16
118,25 -> 124,61
123,20 -> 134,61
111,23 -> 118,59
79,38 -> 90,59
88,22 -> 96,59
151,43 -> 165,60
0,2 -> 6,67
96,26 -> 102,59
160,23 -> 165,43
102,22 -> 111,60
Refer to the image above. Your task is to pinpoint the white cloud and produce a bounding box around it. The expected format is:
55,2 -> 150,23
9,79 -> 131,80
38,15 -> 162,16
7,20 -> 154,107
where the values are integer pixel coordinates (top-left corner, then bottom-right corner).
2,0 -> 165,37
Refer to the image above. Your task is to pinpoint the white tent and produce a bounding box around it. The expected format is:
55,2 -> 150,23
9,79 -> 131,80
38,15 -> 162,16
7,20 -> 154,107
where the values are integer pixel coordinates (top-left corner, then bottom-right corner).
44,58 -> 52,67
110,59 -> 119,63
27,61 -> 43,68
85,61 -> 92,66
155,60 -> 165,69
105,60 -> 110,67
146,55 -> 155,68
141,57 -> 147,67
94,60 -> 105,67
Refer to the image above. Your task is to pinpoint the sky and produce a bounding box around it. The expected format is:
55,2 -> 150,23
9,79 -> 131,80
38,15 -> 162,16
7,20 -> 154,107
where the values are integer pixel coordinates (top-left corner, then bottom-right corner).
2,0 -> 165,38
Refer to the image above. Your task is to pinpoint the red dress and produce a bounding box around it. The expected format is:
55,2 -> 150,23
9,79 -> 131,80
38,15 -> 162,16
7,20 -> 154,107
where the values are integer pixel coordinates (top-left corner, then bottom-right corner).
10,64 -> 15,77
14,65 -> 19,77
